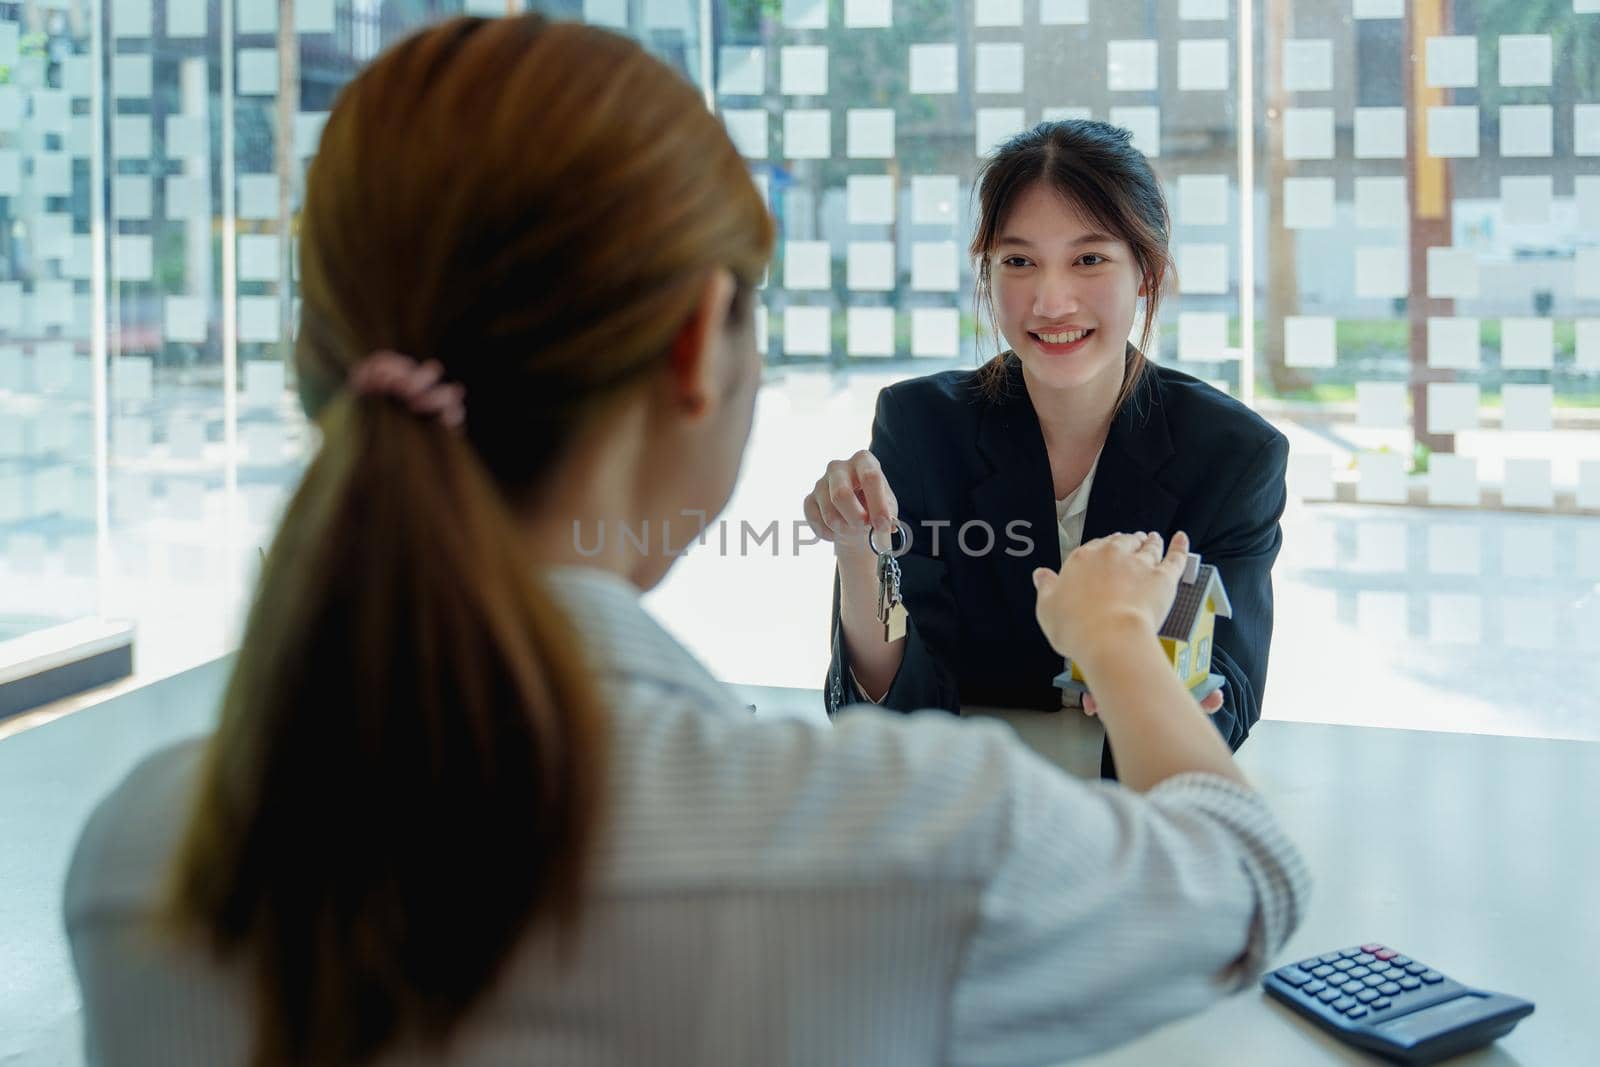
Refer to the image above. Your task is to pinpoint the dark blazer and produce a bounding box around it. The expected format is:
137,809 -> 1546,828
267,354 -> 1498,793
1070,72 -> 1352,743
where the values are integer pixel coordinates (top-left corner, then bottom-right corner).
825,356 -> 1289,777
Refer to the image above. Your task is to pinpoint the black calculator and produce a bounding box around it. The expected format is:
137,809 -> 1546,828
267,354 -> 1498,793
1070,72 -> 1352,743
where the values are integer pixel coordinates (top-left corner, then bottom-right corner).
1261,943 -> 1534,1065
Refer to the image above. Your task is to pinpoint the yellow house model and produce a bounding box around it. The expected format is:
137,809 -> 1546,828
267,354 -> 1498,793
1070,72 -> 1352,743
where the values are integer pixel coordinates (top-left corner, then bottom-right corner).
1054,553 -> 1233,704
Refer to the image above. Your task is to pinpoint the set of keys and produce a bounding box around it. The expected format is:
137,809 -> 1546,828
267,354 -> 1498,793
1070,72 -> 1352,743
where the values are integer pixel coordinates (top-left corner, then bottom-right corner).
870,521 -> 909,643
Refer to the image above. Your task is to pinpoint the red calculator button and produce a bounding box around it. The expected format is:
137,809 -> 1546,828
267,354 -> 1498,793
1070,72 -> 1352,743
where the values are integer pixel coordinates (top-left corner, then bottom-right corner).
1361,944 -> 1384,953
1375,949 -> 1398,961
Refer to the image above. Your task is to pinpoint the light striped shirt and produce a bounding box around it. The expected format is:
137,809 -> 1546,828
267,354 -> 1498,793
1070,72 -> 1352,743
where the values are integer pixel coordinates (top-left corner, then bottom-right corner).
64,565 -> 1309,1066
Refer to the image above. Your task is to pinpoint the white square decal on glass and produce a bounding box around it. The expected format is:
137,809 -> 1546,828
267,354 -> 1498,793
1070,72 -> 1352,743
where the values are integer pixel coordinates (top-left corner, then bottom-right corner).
1429,595 -> 1481,645
1283,108 -> 1334,160
1433,454 -> 1478,508
1109,107 -> 1160,156
1500,105 -> 1552,158
911,307 -> 959,358
1177,174 -> 1229,226
1177,244 -> 1228,295
1425,36 -> 1477,88
1502,460 -> 1553,510
783,306 -> 831,356
782,110 -> 830,159
1426,382 -> 1479,434
1355,177 -> 1406,228
976,44 -> 1024,95
976,108 -> 1026,155
1357,381 -> 1407,428
1357,451 -> 1407,504
1576,176 -> 1600,230
1427,523 -> 1480,573
166,115 -> 207,157
583,0 -> 628,28
1577,319 -> 1600,371
1428,317 -> 1480,370
1042,107 -> 1092,122
1500,317 -> 1553,370
1289,451 -> 1335,502
785,241 -> 831,290
239,0 -> 278,33
847,307 -> 895,356
297,0 -> 335,33
718,47 -> 764,96
783,0 -> 827,30
1499,35 -> 1552,87
113,116 -> 152,158
112,355 -> 154,404
1503,597 -> 1555,651
1577,248 -> 1600,300
1578,105 -> 1600,156
237,175 -> 276,220
113,236 -> 153,282
1179,0 -> 1226,19
646,0 -> 697,26
1355,247 -> 1407,299
1578,460 -> 1600,511
1284,316 -> 1335,369
911,175 -> 959,225
165,297 -> 208,344
847,242 -> 895,291
167,415 -> 208,460
1502,384 -> 1553,433
113,0 -> 153,33
1284,177 -> 1334,229
243,360 -> 286,408
1354,107 -> 1406,159
1500,175 -> 1552,226
1107,41 -> 1158,93
847,109 -> 895,158
113,416 -> 153,460
781,46 -> 827,96
910,44 -> 958,95
239,296 -> 281,343
974,0 -> 1022,27
1283,40 -> 1332,92
1427,106 -> 1479,158
1178,312 -> 1228,361
845,0 -> 891,28
1356,592 -> 1410,644
724,110 -> 768,158
911,242 -> 959,292
112,55 -> 153,98
113,176 -> 152,220
1355,521 -> 1407,573
847,175 -> 895,225
238,49 -> 278,96
1178,40 -> 1229,93
1040,0 -> 1088,24
1427,246 -> 1478,299
238,234 -> 279,282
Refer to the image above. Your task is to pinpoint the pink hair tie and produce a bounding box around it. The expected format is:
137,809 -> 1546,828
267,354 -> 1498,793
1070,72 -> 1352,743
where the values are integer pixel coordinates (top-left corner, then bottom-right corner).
348,350 -> 466,430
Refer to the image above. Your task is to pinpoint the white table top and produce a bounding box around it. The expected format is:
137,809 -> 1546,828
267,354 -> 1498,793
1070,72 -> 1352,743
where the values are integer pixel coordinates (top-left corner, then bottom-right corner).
737,686 -> 1599,1065
5,672 -> 1596,1065
1043,716 -> 1596,1065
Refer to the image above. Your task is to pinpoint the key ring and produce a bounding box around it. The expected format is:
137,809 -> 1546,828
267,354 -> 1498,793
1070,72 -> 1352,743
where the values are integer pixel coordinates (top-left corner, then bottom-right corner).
867,519 -> 912,558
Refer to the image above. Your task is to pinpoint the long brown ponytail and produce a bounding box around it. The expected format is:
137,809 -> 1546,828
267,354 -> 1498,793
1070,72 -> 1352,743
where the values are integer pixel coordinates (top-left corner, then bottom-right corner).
165,15 -> 772,1066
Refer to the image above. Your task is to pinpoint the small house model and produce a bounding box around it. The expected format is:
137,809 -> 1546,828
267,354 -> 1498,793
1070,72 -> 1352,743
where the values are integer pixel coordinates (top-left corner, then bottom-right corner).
1054,553 -> 1232,704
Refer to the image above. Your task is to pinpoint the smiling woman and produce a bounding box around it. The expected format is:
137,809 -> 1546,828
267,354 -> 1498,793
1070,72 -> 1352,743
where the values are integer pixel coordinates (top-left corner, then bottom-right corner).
813,120 -> 1291,780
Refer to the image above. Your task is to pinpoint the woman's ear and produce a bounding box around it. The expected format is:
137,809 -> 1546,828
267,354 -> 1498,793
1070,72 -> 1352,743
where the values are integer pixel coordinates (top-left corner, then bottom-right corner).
667,269 -> 737,418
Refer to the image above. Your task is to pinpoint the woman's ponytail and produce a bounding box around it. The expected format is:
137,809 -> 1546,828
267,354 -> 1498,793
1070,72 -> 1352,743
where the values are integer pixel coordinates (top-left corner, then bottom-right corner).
166,392 -> 608,1065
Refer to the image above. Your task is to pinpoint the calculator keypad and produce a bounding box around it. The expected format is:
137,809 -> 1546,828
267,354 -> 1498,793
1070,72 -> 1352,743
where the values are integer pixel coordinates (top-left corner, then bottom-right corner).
1275,944 -> 1447,1020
